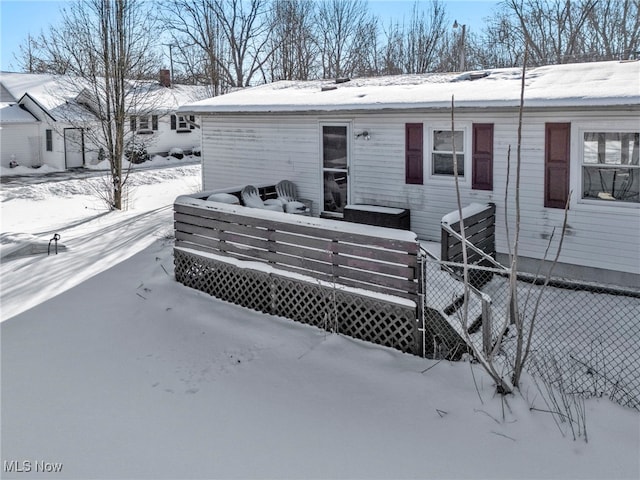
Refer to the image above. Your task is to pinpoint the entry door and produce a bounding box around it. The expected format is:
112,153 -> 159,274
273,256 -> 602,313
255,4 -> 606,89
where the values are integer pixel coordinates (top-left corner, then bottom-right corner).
321,124 -> 350,215
64,128 -> 85,168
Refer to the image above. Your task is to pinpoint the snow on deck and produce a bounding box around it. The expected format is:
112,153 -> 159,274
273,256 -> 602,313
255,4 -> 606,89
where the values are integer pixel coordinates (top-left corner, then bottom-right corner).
176,192 -> 419,243
441,203 -> 492,226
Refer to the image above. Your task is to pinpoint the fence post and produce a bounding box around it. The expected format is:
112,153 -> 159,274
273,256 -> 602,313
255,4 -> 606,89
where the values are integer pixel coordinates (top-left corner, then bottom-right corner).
481,297 -> 491,357
417,253 -> 426,357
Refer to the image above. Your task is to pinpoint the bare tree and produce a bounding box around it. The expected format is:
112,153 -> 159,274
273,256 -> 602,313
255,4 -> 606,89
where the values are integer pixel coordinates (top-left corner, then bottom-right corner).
403,1 -> 449,73
379,1 -> 477,74
34,0 -> 159,210
13,34 -> 48,74
214,0 -> 276,87
502,0 -> 597,66
448,49 -> 571,395
266,0 -> 318,81
314,0 -> 375,79
379,20 -> 405,75
585,0 -> 640,61
347,14 -> 380,77
13,29 -> 81,75
161,0 -> 275,89
477,11 -> 525,68
160,0 -> 226,94
472,0 -> 638,68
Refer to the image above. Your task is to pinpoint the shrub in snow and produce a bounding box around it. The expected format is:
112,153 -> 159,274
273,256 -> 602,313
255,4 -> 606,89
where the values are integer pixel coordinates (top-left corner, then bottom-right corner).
169,147 -> 184,159
124,141 -> 149,164
192,146 -> 201,157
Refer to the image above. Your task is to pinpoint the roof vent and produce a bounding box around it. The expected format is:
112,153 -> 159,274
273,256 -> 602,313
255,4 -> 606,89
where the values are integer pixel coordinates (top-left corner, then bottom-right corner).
335,77 -> 350,84
321,85 -> 338,92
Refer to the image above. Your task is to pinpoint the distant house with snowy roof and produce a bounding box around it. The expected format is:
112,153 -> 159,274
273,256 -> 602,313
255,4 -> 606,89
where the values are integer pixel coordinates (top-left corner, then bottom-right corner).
177,60 -> 640,288
0,70 -> 211,170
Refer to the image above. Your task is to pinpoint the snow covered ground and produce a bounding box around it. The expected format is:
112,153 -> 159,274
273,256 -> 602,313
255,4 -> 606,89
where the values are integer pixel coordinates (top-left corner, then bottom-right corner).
1,164 -> 639,479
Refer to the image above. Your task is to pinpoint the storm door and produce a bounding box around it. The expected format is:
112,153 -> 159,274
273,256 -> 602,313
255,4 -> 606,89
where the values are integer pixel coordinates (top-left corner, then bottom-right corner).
321,124 -> 350,216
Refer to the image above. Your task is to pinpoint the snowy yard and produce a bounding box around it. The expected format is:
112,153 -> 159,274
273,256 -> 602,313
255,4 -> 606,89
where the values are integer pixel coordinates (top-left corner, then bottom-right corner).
1,164 -> 639,479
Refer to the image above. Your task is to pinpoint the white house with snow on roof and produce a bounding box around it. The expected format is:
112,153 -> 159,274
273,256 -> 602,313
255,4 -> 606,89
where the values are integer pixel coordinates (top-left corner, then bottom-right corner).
0,70 -> 211,170
178,60 -> 640,288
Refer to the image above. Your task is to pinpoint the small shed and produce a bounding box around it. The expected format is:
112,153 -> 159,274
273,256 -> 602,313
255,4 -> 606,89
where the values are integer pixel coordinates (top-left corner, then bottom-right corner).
178,60 -> 640,288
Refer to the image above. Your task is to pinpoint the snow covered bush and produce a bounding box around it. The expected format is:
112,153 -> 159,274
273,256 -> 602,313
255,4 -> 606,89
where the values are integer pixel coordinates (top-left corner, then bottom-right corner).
124,141 -> 149,164
169,147 -> 184,159
192,146 -> 201,157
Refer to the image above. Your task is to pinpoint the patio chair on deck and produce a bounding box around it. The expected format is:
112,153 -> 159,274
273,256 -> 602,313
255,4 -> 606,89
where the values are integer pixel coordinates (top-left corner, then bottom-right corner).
276,180 -> 310,215
241,185 -> 283,212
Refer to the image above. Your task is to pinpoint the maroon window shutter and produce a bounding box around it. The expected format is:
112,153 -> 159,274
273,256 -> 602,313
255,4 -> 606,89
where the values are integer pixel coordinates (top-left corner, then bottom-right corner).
472,123 -> 493,190
545,123 -> 571,208
170,115 -> 176,130
405,123 -> 423,184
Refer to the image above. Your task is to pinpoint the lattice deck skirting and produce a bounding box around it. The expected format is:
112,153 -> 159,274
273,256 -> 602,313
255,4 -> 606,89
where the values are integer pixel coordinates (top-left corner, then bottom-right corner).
174,248 -> 420,355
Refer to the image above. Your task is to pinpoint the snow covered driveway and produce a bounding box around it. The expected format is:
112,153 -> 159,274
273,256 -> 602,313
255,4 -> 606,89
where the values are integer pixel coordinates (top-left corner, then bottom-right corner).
1,164 -> 201,321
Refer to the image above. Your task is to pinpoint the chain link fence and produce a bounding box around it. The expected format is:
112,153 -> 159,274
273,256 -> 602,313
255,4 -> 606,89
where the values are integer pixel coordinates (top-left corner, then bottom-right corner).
422,257 -> 640,410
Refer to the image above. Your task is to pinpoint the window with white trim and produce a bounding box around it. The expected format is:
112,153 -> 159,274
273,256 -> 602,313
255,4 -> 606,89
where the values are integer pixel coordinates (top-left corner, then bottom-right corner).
130,115 -> 158,134
431,129 -> 465,176
171,114 -> 195,132
582,132 -> 639,203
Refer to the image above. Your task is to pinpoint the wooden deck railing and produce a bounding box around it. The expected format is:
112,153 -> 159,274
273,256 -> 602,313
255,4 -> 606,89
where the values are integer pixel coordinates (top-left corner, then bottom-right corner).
440,203 -> 496,265
440,203 -> 497,289
174,193 -> 420,300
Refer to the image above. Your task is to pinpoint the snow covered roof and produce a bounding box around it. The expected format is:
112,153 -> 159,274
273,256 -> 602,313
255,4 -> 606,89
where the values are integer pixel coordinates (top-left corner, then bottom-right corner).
0,102 -> 38,124
0,72 -> 81,115
0,72 -> 212,120
0,83 -> 16,102
179,60 -> 640,114
128,82 -> 212,114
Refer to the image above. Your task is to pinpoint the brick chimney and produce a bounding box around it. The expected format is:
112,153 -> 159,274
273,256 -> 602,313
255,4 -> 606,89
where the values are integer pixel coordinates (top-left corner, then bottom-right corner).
159,69 -> 171,87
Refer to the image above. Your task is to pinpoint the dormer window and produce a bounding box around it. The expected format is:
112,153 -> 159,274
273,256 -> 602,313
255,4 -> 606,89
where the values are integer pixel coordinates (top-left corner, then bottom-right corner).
130,115 -> 158,134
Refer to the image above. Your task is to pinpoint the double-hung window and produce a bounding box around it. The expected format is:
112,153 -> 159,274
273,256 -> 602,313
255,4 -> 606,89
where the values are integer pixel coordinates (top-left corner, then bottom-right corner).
431,129 -> 465,176
171,115 -> 195,132
582,132 -> 639,203
130,115 -> 158,134
139,116 -> 150,131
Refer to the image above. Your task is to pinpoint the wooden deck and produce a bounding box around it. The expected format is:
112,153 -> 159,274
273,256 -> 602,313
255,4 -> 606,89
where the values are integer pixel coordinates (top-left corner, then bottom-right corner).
173,190 -> 500,358
174,196 -> 420,300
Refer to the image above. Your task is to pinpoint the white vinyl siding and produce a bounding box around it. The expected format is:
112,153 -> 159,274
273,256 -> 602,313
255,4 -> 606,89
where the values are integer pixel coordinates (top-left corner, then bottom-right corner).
199,109 -> 639,279
126,114 -> 202,156
201,115 -> 321,212
0,123 -> 40,168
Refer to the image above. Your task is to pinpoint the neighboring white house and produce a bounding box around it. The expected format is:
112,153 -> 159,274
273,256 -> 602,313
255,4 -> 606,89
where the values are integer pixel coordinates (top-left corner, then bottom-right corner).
178,60 -> 640,288
0,70 -> 211,170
